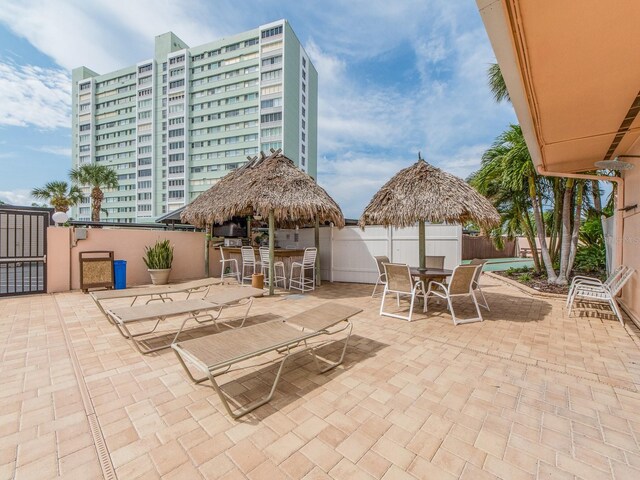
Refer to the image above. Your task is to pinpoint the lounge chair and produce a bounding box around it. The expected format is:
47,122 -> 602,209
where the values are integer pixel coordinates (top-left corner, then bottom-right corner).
566,265 -> 627,308
172,302 -> 362,419
379,263 -> 426,322
90,277 -> 224,320
425,264 -> 483,325
106,286 -> 264,354
567,267 -> 634,325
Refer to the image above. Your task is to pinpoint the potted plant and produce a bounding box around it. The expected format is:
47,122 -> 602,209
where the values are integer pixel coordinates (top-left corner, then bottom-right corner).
143,239 -> 174,285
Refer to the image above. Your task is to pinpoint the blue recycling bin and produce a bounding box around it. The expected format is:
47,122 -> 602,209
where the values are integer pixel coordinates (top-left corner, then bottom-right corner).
113,260 -> 127,290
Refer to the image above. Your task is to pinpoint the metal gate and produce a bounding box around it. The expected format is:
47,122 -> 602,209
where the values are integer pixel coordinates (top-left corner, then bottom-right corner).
0,206 -> 51,296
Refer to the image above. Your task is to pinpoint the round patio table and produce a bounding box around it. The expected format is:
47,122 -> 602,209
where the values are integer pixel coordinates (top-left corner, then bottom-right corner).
409,267 -> 453,279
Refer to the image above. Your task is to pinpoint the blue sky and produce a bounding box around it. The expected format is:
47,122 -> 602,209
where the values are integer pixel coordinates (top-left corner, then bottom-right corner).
0,0 -> 516,218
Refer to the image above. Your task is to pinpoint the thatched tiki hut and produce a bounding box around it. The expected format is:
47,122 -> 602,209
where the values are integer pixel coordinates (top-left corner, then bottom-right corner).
359,155 -> 500,270
182,150 -> 345,294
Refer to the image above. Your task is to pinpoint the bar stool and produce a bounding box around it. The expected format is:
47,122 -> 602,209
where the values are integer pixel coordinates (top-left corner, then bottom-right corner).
259,247 -> 286,288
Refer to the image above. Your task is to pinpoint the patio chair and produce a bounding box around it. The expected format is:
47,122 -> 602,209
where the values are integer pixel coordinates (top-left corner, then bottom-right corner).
259,247 -> 286,288
371,255 -> 390,297
240,246 -> 259,284
425,264 -> 483,325
106,286 -> 264,354
90,277 -> 222,320
567,267 -> 634,325
172,302 -> 362,419
379,263 -> 426,322
219,246 -> 240,283
425,255 -> 445,269
289,247 -> 317,292
469,258 -> 489,310
566,265 -> 627,308
425,255 -> 447,284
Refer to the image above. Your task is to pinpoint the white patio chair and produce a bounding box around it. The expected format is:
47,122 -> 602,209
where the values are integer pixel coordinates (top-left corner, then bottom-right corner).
371,255 -> 390,297
425,264 -> 483,325
566,265 -> 627,308
289,247 -> 317,292
567,267 -> 634,325
259,247 -> 286,288
469,258 -> 489,310
219,246 -> 240,283
379,263 -> 425,322
240,246 -> 259,284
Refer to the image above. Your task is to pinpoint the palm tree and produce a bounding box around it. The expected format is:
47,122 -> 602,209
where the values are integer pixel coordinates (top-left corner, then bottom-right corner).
31,181 -> 83,213
69,164 -> 118,222
487,63 -> 510,103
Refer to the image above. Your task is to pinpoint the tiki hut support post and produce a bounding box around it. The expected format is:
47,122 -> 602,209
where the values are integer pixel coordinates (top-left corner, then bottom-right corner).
418,220 -> 426,271
204,224 -> 210,277
268,210 -> 275,296
315,216 -> 321,286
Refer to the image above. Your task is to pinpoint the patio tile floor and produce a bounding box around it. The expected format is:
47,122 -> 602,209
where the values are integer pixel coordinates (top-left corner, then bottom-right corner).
1,275 -> 640,479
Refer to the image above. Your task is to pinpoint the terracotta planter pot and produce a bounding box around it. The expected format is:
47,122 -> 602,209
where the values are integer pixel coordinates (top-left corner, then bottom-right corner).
148,268 -> 171,285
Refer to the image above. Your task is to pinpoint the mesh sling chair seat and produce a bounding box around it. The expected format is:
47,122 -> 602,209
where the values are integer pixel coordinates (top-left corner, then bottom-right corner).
371,255 -> 390,297
289,247 -> 317,292
90,277 -> 223,321
567,267 -> 635,325
379,263 -> 426,322
105,287 -> 264,354
425,255 -> 447,284
172,302 -> 362,419
425,264 -> 483,325
220,246 -> 240,282
259,247 -> 287,288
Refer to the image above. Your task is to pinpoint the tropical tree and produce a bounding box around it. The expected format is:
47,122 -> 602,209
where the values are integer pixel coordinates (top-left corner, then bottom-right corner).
478,64 -> 588,284
31,181 -> 83,213
69,164 -> 118,222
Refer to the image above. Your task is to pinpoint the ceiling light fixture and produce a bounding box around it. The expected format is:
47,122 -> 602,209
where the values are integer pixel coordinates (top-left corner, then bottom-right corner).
594,154 -> 640,171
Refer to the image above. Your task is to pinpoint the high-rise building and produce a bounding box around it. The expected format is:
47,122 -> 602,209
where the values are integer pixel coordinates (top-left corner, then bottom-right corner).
71,20 -> 317,223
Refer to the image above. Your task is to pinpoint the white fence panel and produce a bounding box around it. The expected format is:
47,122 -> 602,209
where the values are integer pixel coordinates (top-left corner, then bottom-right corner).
276,224 -> 461,284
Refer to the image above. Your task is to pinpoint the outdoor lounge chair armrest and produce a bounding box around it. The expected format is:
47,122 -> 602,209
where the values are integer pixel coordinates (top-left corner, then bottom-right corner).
570,276 -> 603,287
427,280 -> 448,293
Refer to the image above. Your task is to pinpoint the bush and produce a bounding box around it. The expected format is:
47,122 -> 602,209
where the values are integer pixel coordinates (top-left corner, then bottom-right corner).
574,244 -> 606,273
143,239 -> 174,269
518,273 -> 532,282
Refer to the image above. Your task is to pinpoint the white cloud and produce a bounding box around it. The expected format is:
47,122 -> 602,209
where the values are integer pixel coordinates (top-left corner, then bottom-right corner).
0,61 -> 71,129
29,146 -> 72,156
0,189 -> 37,206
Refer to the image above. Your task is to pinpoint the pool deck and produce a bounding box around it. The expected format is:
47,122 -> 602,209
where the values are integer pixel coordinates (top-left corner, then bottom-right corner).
1,275 -> 640,479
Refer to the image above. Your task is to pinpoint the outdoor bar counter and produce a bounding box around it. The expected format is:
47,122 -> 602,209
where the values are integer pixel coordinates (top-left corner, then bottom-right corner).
221,247 -> 307,282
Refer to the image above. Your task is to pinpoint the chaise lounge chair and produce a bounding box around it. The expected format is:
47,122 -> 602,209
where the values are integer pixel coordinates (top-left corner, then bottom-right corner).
90,277 -> 225,319
172,302 -> 362,419
106,286 -> 264,354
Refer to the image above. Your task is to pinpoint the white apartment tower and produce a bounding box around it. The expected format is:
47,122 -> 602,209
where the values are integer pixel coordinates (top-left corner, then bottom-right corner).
71,20 -> 317,222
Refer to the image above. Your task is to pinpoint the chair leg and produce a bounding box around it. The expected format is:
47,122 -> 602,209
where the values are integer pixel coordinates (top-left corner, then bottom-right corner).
476,285 -> 490,310
372,278 -> 380,297
609,298 -> 625,325
408,294 -> 415,322
447,297 -> 457,325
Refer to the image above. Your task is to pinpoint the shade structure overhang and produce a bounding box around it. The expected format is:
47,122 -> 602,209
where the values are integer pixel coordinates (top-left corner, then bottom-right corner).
359,158 -> 500,230
359,158 -> 500,270
181,150 -> 345,294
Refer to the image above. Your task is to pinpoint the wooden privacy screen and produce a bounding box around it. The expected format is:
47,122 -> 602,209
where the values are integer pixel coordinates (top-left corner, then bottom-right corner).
79,251 -> 114,292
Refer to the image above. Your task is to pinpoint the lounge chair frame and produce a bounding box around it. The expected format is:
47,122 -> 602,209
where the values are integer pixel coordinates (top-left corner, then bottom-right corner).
106,287 -> 263,354
172,303 -> 361,419
371,255 -> 390,297
90,277 -> 224,322
567,267 -> 634,325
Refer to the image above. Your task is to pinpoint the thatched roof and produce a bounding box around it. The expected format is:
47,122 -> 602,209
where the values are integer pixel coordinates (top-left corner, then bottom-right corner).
181,150 -> 345,228
359,157 -> 500,230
